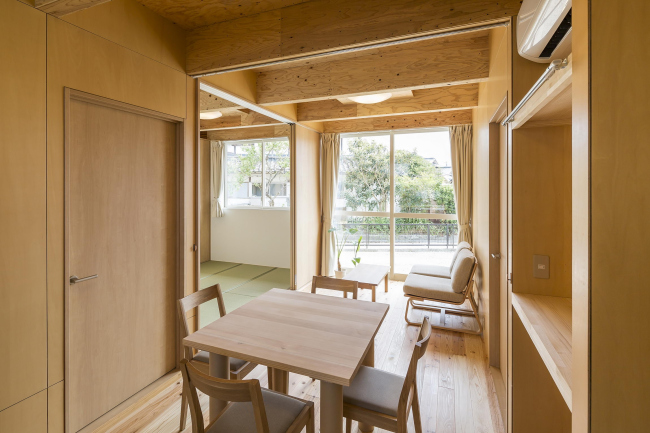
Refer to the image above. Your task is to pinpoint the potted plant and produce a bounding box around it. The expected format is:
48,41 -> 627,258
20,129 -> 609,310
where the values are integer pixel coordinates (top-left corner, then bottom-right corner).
329,227 -> 362,278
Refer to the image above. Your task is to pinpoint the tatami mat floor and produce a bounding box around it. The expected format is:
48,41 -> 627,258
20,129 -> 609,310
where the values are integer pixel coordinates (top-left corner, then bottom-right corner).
199,261 -> 291,327
89,280 -> 505,433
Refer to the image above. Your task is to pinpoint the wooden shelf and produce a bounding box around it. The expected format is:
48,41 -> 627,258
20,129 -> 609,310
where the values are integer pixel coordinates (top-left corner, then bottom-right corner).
512,293 -> 572,410
511,54 -> 572,129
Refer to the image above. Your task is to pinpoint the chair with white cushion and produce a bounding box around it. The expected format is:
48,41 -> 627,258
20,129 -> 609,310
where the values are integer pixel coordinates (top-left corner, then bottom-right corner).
178,283 -> 273,431
409,241 -> 472,279
180,359 -> 314,433
343,317 -> 431,433
403,248 -> 482,335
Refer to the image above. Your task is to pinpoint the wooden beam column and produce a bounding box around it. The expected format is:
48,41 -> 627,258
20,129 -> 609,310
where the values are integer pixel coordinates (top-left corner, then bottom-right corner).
186,0 -> 521,75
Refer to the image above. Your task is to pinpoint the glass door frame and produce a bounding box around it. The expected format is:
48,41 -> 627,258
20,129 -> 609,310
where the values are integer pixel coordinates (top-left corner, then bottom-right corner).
337,127 -> 458,280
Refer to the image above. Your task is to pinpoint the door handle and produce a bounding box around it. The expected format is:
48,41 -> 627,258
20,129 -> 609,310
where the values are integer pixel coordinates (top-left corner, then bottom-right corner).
70,274 -> 98,284
491,253 -> 501,259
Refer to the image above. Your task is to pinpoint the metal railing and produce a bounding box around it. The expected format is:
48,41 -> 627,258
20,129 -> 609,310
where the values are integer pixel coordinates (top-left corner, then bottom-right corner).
337,222 -> 458,249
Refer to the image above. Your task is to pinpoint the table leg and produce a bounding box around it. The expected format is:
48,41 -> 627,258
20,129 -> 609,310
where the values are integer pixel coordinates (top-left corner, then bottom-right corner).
358,339 -> 375,433
385,275 -> 389,292
372,286 -> 376,302
321,381 -> 343,433
270,368 -> 289,394
209,353 -> 230,422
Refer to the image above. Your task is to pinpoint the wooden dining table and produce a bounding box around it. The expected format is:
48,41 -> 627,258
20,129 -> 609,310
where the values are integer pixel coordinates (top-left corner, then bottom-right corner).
183,288 -> 389,433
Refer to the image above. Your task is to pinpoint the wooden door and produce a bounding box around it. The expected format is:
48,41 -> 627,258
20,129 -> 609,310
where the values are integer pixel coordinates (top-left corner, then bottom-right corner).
65,91 -> 180,432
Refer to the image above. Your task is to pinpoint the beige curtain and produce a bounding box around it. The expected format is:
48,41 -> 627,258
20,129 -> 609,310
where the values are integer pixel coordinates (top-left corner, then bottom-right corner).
210,140 -> 225,218
321,133 -> 341,276
450,125 -> 473,245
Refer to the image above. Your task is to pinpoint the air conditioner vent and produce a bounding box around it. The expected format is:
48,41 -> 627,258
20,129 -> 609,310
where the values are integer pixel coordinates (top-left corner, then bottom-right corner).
540,9 -> 572,58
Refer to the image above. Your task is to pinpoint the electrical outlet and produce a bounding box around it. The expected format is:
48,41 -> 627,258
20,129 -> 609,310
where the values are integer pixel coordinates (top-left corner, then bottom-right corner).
533,255 -> 550,279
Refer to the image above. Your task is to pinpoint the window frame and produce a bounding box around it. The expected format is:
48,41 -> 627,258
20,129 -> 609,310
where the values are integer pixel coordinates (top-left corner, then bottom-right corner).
336,127 -> 458,279
223,136 -> 291,211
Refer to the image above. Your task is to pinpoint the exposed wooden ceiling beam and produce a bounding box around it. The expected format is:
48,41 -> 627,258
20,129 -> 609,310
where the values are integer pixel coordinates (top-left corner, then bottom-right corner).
297,84 -> 479,122
206,125 -> 291,141
256,32 -> 489,105
186,0 -> 520,75
322,110 -> 472,134
35,0 -> 111,16
200,91 -> 241,111
200,111 -> 282,131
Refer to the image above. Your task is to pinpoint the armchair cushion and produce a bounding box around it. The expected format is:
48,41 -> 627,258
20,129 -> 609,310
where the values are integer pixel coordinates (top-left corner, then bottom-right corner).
449,241 -> 472,271
450,249 -> 475,294
403,274 -> 466,303
410,264 -> 451,279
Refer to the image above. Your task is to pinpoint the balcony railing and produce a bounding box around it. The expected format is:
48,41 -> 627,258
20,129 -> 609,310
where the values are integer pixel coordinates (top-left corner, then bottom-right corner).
337,222 -> 459,249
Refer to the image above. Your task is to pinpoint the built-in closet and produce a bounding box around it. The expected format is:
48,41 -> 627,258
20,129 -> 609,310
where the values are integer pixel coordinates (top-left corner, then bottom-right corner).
508,51 -> 574,432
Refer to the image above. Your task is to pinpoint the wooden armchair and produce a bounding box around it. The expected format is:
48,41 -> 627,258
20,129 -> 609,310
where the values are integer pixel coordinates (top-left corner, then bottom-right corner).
403,249 -> 482,335
343,317 -> 431,433
180,359 -> 314,433
311,276 -> 359,299
178,284 -> 272,430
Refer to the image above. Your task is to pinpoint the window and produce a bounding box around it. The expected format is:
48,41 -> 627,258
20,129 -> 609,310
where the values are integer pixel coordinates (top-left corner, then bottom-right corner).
334,128 -> 458,276
225,138 -> 290,209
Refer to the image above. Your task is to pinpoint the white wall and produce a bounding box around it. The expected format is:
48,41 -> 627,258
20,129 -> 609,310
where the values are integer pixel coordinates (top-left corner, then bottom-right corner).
210,208 -> 291,268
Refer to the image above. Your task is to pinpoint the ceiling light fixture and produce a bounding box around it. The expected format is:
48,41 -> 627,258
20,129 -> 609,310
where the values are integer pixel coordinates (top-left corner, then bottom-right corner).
348,93 -> 392,104
200,111 -> 223,120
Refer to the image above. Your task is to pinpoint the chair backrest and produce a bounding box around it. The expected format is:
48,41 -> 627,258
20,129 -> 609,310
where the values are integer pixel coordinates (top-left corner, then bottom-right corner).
461,256 -> 479,297
398,317 -> 431,417
180,359 -> 269,433
178,284 -> 226,359
311,276 -> 359,299
448,241 -> 473,271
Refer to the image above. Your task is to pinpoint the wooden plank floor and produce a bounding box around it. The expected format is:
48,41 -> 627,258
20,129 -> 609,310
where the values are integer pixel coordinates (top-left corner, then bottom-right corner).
89,280 -> 505,433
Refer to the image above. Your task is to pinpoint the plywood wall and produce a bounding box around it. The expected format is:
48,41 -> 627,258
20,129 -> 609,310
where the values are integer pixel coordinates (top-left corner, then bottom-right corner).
46,12 -> 188,388
512,312 -> 571,433
472,26 -> 510,363
583,0 -> 650,430
292,125 -> 322,289
0,0 -> 194,430
0,0 -> 47,423
512,126 -> 572,298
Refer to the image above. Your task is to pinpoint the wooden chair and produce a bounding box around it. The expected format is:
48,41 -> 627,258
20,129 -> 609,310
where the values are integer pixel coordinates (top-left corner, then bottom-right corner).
180,359 -> 315,433
178,283 -> 273,430
343,317 -> 431,433
311,276 -> 359,299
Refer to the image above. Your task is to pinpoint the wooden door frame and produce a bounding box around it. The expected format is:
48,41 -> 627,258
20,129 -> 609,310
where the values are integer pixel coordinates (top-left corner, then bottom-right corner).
63,88 -> 187,433
487,94 -> 508,368
289,124 -> 296,290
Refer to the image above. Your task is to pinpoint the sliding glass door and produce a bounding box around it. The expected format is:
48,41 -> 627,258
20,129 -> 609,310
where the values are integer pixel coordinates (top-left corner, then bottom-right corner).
334,128 -> 458,279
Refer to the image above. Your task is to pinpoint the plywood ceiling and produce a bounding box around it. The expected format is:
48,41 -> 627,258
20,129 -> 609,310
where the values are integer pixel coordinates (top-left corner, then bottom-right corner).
135,0 -> 308,30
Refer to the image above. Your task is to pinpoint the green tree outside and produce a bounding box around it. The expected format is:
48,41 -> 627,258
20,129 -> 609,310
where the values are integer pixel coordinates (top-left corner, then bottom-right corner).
340,138 -> 456,234
229,140 -> 290,207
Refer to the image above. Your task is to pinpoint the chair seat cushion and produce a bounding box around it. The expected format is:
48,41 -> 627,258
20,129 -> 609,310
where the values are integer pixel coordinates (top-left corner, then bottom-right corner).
207,389 -> 307,433
410,264 -> 451,279
403,274 -> 466,303
343,366 -> 404,417
193,351 -> 249,372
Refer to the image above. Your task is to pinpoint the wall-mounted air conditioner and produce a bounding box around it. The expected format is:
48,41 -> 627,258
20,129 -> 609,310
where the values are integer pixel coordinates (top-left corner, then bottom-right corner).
517,0 -> 572,63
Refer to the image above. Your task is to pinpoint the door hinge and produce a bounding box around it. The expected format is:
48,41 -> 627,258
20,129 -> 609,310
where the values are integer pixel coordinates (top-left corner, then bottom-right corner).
192,244 -> 198,252
507,273 -> 513,283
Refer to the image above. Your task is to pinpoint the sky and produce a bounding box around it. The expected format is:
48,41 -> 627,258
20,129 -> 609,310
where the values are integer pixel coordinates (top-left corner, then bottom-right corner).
342,130 -> 452,167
